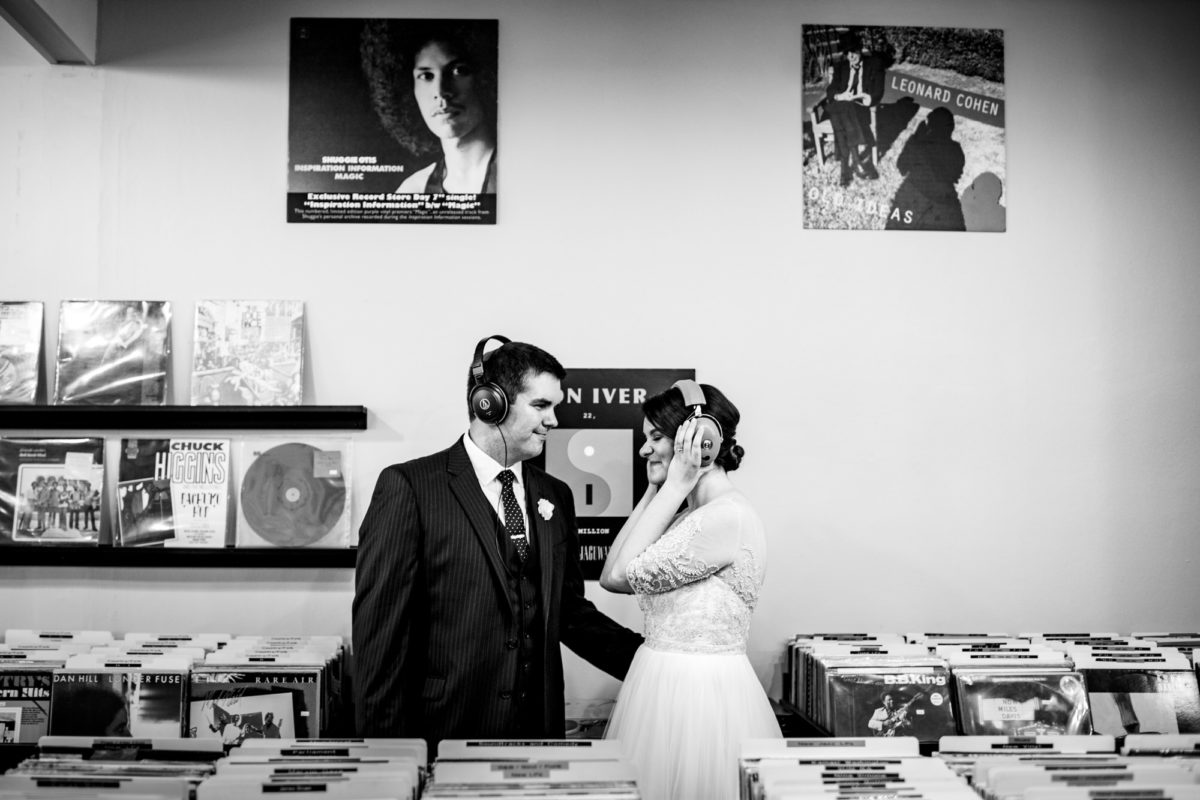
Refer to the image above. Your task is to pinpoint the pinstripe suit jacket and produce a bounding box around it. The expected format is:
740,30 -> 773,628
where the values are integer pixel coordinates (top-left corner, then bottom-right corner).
352,437 -> 642,744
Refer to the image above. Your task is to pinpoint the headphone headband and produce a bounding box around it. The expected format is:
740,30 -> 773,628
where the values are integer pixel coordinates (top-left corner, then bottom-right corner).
672,379 -> 707,408
472,334 -> 511,384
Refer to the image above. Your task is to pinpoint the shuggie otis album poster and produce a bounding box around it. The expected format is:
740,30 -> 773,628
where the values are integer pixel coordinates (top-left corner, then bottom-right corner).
288,18 -> 498,224
532,368 -> 693,580
802,25 -> 1006,231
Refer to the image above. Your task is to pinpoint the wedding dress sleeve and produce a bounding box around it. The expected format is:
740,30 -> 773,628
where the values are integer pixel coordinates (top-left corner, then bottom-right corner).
625,498 -> 744,595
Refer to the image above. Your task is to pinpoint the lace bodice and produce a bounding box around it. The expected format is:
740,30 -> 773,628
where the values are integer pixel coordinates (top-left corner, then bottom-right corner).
625,493 -> 767,654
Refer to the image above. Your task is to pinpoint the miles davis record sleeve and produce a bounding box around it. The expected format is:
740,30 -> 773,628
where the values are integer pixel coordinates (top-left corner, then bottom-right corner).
953,668 -> 1093,736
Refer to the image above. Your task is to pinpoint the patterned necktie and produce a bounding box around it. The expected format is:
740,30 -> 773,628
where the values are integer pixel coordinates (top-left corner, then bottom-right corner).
497,470 -> 528,562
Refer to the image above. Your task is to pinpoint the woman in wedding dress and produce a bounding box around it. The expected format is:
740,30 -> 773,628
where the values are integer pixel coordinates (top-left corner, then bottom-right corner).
600,381 -> 781,800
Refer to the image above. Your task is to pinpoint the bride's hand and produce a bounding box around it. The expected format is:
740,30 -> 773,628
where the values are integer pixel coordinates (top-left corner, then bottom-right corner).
666,417 -> 711,489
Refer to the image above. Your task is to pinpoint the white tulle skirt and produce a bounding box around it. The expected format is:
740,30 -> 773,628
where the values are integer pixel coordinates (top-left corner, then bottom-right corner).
605,644 -> 782,800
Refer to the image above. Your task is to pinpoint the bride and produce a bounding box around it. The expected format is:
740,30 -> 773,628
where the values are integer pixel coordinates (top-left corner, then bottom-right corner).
600,380 -> 781,800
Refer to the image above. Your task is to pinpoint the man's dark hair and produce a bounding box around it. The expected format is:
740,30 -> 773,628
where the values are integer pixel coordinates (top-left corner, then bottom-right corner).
466,341 -> 566,420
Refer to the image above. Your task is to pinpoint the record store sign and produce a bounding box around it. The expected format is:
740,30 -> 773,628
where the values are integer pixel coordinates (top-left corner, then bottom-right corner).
534,368 -> 693,581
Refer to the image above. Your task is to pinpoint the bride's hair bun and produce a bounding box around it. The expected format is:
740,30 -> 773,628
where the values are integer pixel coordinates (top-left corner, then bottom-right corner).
717,437 -> 744,471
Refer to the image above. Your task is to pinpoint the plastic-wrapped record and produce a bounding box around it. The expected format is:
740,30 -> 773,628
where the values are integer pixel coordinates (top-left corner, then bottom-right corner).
239,442 -> 346,547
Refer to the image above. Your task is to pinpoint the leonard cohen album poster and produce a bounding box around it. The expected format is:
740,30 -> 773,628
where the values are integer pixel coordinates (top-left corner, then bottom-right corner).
288,17 -> 498,224
802,25 -> 1006,231
531,368 -> 693,580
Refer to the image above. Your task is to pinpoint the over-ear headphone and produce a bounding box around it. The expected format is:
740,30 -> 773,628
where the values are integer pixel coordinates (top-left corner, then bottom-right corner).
469,334 -> 511,425
672,379 -> 724,467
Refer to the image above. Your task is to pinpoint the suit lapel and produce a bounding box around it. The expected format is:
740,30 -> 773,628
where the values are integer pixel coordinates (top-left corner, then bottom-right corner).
523,468 -> 557,632
446,439 -> 509,602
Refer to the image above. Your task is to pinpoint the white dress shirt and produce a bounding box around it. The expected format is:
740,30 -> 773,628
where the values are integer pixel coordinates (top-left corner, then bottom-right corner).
462,432 -> 530,546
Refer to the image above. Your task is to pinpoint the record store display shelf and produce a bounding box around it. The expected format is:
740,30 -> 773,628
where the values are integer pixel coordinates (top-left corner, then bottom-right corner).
2,546 -> 357,568
1,404 -> 368,430
1,404 -> 367,568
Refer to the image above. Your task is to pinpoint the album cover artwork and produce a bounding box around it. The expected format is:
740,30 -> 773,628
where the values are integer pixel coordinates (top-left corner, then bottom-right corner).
188,690 -> 296,743
54,300 -> 171,405
825,666 -> 957,742
116,438 -> 231,547
0,301 -> 43,404
48,669 -> 187,738
0,438 -> 104,545
288,18 -> 499,225
1082,668 -> 1200,736
235,438 -> 352,548
0,668 -> 53,743
802,24 -> 1005,232
188,668 -> 321,739
953,669 -> 1093,736
191,300 -> 304,406
533,368 -> 694,580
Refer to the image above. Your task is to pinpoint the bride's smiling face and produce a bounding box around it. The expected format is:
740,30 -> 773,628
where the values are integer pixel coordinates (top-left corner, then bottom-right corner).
639,418 -> 676,486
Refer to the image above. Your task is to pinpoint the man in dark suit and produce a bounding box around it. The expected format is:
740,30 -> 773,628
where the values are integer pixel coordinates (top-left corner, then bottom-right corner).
352,336 -> 643,748
825,32 -> 885,186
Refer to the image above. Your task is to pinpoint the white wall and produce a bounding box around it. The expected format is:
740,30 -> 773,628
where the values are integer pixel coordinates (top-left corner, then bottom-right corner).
2,0 -> 1199,703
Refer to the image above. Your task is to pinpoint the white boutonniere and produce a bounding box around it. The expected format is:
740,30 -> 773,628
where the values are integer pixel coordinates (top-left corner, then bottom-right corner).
537,498 -> 554,521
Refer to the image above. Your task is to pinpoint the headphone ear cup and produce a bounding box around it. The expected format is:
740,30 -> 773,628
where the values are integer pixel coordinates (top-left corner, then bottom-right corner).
694,414 -> 723,467
471,383 -> 508,425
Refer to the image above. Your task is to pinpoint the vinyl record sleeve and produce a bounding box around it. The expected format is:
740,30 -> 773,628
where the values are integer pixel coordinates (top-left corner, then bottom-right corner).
235,438 -> 352,548
1082,667 -> 1200,736
0,667 -> 53,743
54,300 -> 171,405
191,300 -> 304,406
953,669 -> 1093,736
0,301 -> 43,404
48,668 -> 187,738
0,437 -> 104,545
825,665 -> 957,742
117,438 -> 231,547
4,629 -> 114,646
189,667 -> 322,739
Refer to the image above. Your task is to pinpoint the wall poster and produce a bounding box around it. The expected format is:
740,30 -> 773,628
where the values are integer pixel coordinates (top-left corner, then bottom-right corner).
533,368 -> 693,580
802,25 -> 1006,232
288,18 -> 498,224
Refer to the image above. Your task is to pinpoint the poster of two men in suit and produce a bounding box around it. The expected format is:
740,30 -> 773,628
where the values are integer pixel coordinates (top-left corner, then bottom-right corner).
803,24 -> 1006,232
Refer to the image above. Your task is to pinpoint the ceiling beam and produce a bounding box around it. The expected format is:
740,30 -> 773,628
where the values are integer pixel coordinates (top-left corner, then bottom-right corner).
0,0 -> 97,65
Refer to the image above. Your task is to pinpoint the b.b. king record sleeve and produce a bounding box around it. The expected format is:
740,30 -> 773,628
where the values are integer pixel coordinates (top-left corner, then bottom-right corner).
826,665 -> 957,742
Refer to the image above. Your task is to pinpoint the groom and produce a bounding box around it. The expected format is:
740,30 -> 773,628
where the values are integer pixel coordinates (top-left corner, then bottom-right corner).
352,335 -> 642,747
